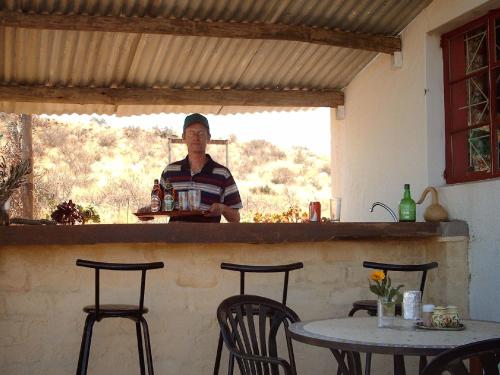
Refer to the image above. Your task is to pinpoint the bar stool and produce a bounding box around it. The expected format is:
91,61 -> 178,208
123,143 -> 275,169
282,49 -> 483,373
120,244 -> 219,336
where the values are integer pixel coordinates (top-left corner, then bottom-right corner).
213,262 -> 304,375
347,260 -> 438,375
349,261 -> 439,317
75,259 -> 164,375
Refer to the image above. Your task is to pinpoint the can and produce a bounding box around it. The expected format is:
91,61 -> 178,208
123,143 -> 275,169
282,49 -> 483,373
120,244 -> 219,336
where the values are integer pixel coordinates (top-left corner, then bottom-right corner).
402,290 -> 422,320
178,191 -> 188,210
309,202 -> 321,222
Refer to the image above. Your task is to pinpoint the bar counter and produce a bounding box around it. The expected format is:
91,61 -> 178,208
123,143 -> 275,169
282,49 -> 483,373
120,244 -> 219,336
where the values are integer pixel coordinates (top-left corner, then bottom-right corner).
0,221 -> 469,374
0,220 -> 468,245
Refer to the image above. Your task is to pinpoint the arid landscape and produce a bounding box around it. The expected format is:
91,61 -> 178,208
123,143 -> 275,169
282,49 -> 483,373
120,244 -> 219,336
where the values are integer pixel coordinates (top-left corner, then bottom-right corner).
1,113 -> 331,223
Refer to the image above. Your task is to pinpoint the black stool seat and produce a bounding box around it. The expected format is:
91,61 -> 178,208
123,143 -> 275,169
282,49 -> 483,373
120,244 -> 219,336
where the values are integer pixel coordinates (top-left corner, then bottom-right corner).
76,259 -> 164,375
83,304 -> 149,317
350,300 -> 402,316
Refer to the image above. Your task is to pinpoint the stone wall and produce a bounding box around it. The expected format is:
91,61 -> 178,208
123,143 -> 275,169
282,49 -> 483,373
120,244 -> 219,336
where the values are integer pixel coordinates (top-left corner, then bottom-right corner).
0,236 -> 468,374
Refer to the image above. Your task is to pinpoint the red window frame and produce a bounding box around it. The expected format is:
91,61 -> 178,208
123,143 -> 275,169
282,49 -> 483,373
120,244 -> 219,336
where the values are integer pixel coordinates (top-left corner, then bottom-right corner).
442,9 -> 500,184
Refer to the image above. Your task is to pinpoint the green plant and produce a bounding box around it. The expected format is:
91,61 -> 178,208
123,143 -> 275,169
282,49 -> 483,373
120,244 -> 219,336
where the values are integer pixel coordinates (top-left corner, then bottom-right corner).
78,204 -> 101,224
368,270 -> 404,302
0,156 -> 31,201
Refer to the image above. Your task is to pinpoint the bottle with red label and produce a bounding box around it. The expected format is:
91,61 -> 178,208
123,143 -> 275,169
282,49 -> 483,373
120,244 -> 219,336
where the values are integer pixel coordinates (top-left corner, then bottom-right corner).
151,179 -> 162,212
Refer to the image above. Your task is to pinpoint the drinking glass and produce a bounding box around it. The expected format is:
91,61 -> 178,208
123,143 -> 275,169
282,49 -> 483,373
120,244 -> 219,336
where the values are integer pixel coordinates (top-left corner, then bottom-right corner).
188,189 -> 201,210
330,197 -> 341,222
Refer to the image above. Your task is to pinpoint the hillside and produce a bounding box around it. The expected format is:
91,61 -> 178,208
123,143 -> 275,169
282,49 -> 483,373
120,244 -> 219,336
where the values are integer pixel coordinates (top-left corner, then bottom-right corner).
1,114 -> 332,223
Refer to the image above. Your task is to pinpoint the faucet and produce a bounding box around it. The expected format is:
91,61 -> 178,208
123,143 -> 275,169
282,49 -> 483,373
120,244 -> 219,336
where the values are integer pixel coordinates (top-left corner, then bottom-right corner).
369,202 -> 398,222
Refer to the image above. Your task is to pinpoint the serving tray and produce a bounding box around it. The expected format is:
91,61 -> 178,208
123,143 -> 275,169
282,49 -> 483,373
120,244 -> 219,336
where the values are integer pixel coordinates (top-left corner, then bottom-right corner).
415,322 -> 465,331
134,210 -> 206,218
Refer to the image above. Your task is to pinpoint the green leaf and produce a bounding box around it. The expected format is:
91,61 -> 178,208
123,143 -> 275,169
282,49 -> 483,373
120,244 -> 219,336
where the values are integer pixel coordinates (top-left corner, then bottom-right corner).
369,284 -> 381,296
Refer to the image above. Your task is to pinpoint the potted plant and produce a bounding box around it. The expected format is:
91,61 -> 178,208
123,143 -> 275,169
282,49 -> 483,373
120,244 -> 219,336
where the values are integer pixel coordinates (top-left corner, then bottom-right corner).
0,156 -> 31,226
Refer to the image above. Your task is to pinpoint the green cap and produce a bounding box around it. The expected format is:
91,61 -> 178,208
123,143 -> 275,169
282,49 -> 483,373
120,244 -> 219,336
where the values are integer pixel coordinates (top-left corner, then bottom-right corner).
183,113 -> 210,135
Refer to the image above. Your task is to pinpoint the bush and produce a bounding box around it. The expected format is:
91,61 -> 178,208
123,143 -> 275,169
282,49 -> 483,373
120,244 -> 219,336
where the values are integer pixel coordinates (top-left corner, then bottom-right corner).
270,167 -> 295,185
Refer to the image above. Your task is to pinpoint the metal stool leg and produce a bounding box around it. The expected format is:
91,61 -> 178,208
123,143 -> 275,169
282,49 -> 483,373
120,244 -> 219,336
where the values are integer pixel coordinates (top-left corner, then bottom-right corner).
140,317 -> 154,375
364,353 -> 372,375
136,320 -> 146,375
227,353 -> 235,375
394,355 -> 406,375
213,332 -> 224,375
76,314 -> 96,375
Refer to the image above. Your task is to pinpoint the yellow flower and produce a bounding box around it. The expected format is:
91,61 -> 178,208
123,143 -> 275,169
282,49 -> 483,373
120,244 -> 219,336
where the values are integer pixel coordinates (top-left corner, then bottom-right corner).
371,270 -> 385,282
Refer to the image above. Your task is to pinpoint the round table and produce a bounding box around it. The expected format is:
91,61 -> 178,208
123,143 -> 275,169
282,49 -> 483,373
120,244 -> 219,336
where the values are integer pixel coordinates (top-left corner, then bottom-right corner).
288,317 -> 500,375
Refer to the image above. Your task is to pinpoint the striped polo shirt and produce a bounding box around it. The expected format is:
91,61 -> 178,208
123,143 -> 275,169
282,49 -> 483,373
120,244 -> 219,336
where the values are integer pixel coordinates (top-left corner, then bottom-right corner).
160,154 -> 243,222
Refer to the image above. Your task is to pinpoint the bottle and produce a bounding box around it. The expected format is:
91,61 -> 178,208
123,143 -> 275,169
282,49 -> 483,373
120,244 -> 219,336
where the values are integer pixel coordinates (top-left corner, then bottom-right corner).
162,178 -> 175,212
150,179 -> 161,212
398,184 -> 416,222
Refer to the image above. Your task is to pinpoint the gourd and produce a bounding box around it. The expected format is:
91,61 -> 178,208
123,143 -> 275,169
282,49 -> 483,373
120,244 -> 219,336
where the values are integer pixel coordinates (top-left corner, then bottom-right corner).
416,187 -> 449,222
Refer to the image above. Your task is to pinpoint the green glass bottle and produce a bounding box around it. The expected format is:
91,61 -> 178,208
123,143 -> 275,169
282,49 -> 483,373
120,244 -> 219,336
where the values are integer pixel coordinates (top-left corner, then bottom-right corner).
398,184 -> 416,222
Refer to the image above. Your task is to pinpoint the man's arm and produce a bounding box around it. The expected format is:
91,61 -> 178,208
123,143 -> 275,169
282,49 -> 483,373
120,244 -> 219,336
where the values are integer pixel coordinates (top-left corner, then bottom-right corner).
206,203 -> 240,222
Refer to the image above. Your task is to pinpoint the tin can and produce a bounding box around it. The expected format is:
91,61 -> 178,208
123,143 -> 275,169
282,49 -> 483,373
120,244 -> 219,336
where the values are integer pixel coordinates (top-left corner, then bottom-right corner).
402,290 -> 422,320
178,191 -> 188,210
309,202 -> 321,222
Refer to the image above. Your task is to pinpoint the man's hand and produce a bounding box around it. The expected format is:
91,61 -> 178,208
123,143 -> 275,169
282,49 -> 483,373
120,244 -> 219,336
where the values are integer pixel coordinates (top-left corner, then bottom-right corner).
205,203 -> 225,217
205,203 -> 240,222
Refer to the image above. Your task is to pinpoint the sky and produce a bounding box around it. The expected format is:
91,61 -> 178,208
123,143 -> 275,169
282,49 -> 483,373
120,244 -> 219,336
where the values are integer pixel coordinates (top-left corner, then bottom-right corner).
49,108 -> 331,156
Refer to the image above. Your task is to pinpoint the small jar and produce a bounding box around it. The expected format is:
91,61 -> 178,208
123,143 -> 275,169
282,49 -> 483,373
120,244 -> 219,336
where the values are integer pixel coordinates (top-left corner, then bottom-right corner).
445,305 -> 460,328
422,304 -> 435,327
431,306 -> 447,328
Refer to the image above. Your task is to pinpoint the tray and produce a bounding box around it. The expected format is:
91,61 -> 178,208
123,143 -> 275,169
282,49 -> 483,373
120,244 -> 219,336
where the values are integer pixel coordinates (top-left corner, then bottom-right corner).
134,210 -> 206,218
415,322 -> 465,331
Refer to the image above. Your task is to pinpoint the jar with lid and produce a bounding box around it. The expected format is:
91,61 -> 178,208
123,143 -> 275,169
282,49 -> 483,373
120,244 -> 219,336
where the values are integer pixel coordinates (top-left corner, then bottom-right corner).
445,305 -> 460,328
431,306 -> 447,328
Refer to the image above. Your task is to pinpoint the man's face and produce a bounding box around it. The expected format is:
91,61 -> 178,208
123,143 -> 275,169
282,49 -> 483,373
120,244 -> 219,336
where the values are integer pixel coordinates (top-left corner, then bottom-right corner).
183,123 -> 210,153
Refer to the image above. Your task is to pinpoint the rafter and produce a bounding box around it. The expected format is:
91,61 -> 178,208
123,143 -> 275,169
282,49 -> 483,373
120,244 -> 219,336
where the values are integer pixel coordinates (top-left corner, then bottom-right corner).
0,11 -> 401,54
0,85 -> 344,108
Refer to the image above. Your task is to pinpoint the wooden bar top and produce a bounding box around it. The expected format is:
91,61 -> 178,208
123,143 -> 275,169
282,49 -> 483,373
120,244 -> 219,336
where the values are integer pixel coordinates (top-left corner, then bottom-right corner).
0,221 -> 468,246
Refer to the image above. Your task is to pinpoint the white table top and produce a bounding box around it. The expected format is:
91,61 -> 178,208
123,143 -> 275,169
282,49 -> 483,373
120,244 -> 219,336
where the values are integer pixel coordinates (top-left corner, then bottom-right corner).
289,317 -> 500,356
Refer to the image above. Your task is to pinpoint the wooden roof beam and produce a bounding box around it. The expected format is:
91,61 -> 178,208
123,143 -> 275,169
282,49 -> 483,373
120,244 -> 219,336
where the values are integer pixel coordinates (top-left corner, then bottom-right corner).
0,11 -> 401,54
0,85 -> 344,108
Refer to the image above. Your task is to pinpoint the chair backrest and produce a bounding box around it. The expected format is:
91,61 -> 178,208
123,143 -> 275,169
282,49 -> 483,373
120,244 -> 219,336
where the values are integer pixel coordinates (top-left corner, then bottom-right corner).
217,294 -> 300,375
421,338 -> 500,375
220,262 -> 303,306
363,261 -> 438,296
76,259 -> 164,320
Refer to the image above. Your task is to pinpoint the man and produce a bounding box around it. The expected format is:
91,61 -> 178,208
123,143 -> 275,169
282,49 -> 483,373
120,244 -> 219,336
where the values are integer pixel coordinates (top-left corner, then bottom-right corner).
161,113 -> 242,223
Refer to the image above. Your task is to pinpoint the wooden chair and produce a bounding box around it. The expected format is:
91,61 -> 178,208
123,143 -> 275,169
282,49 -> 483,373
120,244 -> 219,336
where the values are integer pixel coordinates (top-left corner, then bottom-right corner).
75,259 -> 164,375
213,262 -> 304,375
349,261 -> 439,317
422,338 -> 500,375
217,294 -> 300,375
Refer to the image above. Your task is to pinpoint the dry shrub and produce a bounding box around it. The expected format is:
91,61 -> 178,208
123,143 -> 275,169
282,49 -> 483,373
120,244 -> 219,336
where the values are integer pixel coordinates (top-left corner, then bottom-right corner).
270,167 -> 295,185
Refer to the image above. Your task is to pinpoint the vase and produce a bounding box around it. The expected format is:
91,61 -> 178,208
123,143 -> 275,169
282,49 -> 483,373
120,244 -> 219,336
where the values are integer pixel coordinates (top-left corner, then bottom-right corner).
377,298 -> 395,328
0,198 -> 10,226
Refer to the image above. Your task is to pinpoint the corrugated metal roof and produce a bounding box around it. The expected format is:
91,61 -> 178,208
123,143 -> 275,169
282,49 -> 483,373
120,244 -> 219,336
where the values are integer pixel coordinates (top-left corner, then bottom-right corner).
0,0 -> 432,115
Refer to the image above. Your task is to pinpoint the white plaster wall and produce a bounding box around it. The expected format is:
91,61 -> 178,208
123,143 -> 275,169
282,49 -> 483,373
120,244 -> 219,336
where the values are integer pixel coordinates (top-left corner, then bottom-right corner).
331,0 -> 500,320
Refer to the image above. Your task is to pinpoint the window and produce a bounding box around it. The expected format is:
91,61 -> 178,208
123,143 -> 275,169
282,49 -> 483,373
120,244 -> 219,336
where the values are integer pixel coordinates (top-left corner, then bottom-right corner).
442,10 -> 500,183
